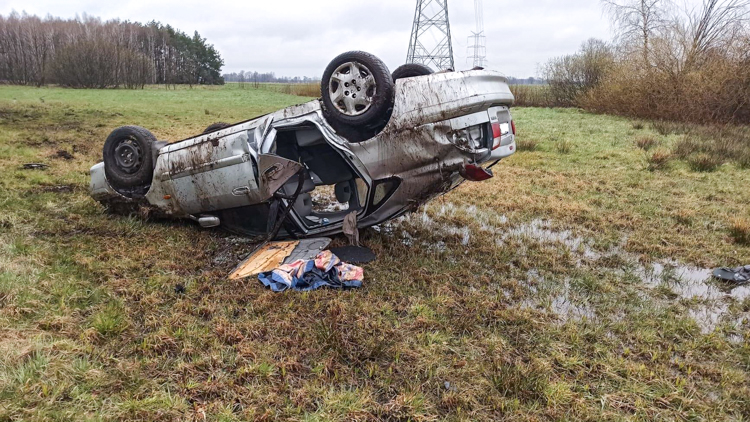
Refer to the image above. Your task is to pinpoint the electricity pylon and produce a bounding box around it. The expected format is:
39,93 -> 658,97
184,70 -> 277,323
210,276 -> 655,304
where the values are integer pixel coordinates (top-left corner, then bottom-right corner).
468,0 -> 487,68
406,0 -> 455,71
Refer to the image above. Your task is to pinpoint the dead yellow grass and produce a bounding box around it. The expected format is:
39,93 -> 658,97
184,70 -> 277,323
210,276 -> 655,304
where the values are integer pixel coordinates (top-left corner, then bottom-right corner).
729,217 -> 750,245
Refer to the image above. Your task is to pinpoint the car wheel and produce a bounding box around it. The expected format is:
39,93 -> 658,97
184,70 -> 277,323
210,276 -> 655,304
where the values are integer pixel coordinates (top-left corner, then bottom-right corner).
392,63 -> 433,81
321,51 -> 394,128
103,126 -> 156,190
203,122 -> 231,134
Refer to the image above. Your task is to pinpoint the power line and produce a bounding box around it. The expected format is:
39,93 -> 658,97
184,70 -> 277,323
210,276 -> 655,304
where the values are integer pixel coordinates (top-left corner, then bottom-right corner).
406,0 -> 455,71
467,0 -> 486,68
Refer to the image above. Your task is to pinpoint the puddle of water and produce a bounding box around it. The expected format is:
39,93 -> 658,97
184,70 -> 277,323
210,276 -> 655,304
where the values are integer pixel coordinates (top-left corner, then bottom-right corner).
375,204 -> 750,337
518,275 -> 595,323
552,295 -> 596,322
637,261 -> 750,334
640,262 -> 750,302
501,219 -> 600,260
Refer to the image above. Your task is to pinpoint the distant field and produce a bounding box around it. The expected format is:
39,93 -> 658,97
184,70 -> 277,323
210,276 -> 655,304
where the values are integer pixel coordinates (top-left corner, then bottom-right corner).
1,85 -> 749,421
252,82 -> 320,98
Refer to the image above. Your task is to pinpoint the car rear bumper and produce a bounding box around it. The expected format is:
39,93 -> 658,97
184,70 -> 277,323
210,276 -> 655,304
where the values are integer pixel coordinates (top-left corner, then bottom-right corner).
388,69 -> 514,131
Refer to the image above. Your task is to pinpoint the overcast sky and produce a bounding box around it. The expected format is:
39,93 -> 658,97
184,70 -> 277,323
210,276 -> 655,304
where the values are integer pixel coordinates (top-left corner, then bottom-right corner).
1,0 -> 615,78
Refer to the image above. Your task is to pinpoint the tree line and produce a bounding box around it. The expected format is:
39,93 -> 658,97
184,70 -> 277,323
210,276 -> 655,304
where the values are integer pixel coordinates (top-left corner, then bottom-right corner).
542,0 -> 750,124
0,12 -> 224,88
222,71 -> 320,85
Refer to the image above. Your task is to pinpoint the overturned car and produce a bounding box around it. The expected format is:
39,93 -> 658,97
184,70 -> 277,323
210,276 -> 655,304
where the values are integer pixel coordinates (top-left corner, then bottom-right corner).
90,51 -> 516,239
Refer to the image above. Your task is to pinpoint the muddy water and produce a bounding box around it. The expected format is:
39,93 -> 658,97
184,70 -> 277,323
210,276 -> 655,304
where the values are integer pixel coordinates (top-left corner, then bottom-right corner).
377,204 -> 749,335
639,262 -> 750,333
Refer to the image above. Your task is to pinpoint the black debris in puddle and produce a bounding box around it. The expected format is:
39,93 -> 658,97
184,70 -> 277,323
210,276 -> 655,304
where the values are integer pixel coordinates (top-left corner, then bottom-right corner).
714,266 -> 750,284
22,163 -> 48,170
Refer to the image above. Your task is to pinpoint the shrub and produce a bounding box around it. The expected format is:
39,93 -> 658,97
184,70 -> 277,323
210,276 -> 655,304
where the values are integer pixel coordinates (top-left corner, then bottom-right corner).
555,138 -> 572,154
635,136 -> 657,151
646,149 -> 672,171
509,85 -> 554,107
688,154 -> 723,172
543,39 -> 615,107
672,128 -> 750,169
672,136 -> 703,159
651,121 -> 691,136
516,138 -> 539,151
632,122 -> 644,130
729,218 -> 750,245
573,2 -> 750,125
738,152 -> 750,169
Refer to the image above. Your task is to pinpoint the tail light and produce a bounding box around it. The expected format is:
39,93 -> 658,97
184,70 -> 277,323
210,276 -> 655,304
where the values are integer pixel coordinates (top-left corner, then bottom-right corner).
460,163 -> 494,181
492,122 -> 502,139
511,120 -> 516,136
491,121 -> 511,150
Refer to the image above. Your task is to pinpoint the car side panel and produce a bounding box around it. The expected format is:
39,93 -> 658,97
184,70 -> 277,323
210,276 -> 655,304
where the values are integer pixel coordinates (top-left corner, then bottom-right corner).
165,130 -> 260,215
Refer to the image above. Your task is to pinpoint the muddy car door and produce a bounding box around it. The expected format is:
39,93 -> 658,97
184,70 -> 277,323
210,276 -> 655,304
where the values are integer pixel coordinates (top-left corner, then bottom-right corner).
164,129 -> 261,215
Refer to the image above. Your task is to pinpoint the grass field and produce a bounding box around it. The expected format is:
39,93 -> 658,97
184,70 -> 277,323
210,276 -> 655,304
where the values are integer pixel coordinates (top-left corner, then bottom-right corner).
1,83 -> 750,421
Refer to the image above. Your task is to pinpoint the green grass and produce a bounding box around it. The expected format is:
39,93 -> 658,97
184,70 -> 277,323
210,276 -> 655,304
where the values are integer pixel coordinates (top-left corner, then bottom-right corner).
1,85 -> 750,420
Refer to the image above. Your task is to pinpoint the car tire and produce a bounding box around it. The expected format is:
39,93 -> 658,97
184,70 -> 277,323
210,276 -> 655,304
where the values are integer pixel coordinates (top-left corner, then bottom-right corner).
103,126 -> 157,190
321,51 -> 394,128
203,122 -> 231,134
392,63 -> 434,81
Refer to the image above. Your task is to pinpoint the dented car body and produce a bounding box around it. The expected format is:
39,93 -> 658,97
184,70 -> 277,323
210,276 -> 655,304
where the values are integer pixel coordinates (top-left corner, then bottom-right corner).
90,68 -> 516,238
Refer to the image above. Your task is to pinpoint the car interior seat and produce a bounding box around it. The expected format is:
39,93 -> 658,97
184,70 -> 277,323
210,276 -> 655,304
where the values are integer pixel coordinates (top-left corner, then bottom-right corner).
281,168 -> 315,218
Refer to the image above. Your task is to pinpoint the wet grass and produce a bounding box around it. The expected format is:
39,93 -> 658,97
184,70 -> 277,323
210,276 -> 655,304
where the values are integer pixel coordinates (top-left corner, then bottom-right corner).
1,86 -> 750,420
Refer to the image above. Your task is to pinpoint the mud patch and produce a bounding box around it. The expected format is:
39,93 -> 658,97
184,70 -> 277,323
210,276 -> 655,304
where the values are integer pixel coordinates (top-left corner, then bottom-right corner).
54,150 -> 75,160
35,185 -> 76,194
211,236 -> 258,267
0,106 -> 43,123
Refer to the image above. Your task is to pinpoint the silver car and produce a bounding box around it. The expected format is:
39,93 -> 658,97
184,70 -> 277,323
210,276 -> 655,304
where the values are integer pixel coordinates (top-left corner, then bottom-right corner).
90,51 -> 516,239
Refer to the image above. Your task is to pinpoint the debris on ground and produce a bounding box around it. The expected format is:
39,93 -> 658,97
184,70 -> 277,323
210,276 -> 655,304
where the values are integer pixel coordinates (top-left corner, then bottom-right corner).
22,163 -> 48,170
39,185 -> 74,193
230,241 -> 299,280
229,238 -> 332,280
258,250 -> 363,292
343,211 -> 360,246
283,238 -> 332,263
713,265 -> 750,284
329,246 -> 377,264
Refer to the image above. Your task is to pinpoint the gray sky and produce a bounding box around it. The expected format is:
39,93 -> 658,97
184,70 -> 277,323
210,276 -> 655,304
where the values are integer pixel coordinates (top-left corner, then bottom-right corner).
1,0 -> 613,78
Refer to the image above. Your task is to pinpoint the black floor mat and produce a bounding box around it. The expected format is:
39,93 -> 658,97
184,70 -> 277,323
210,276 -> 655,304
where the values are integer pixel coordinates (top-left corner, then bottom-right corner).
329,246 -> 377,264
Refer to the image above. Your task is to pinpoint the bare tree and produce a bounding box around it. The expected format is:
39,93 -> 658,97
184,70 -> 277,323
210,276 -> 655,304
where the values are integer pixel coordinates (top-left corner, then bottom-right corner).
683,0 -> 750,68
602,0 -> 672,63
